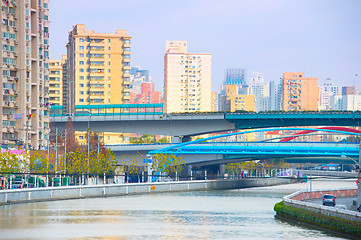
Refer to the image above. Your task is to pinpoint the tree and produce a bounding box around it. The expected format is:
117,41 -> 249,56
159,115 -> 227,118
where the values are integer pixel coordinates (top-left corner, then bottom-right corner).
151,153 -> 184,176
65,117 -> 78,152
0,149 -> 28,173
29,150 -> 54,174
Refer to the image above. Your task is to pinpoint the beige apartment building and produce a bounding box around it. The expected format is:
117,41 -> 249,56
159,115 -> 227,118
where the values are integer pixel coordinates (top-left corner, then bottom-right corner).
164,41 -> 212,113
66,24 -> 131,114
0,0 -> 50,149
282,72 -> 319,111
49,55 -> 67,107
226,85 -> 256,112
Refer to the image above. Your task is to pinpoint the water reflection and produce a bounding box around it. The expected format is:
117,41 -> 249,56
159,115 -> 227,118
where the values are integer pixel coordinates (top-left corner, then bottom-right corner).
0,180 -> 355,240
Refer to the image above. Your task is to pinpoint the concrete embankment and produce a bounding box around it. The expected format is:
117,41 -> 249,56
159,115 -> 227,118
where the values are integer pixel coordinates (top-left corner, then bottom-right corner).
274,188 -> 361,238
0,177 -> 291,205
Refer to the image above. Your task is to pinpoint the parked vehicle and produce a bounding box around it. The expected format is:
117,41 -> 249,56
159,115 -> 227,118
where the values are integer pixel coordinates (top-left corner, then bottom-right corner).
322,194 -> 336,206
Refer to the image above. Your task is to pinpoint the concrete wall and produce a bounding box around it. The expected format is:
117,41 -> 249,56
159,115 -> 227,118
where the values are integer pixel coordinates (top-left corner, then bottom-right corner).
0,177 -> 291,205
302,170 -> 358,178
283,189 -> 361,222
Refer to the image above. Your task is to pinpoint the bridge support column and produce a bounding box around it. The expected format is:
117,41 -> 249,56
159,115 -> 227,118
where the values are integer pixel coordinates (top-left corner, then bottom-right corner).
182,136 -> 192,143
219,164 -> 225,179
146,154 -> 152,183
186,165 -> 192,181
171,137 -> 182,144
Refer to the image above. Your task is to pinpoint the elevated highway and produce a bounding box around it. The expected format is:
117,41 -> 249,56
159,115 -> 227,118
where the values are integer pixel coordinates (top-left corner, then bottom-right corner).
51,111 -> 361,138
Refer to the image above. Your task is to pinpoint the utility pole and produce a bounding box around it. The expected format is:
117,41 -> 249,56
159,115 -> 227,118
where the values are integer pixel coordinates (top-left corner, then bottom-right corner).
55,128 -> 58,175
97,132 -> 100,185
357,139 -> 361,209
64,129 -> 67,175
87,127 -> 90,183
47,139 -> 49,187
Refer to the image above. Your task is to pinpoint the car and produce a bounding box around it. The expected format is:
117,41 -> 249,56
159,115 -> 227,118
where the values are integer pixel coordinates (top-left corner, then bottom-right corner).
322,194 -> 336,206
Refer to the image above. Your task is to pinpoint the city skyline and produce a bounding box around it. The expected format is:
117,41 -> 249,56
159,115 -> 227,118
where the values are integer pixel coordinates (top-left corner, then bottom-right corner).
49,0 -> 361,92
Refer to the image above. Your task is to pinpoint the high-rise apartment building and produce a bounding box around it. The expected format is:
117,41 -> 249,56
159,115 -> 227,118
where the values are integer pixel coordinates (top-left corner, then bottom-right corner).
1,0 -> 50,148
164,41 -> 212,113
66,24 -> 131,113
49,55 -> 67,107
282,72 -> 319,111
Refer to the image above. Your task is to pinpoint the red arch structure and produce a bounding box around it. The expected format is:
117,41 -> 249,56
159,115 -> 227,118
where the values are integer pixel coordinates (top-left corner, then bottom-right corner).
280,127 -> 361,142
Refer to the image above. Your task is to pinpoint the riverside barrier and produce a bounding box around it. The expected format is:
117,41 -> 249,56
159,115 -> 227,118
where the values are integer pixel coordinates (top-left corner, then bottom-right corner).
301,170 -> 358,178
282,188 -> 361,222
0,177 -> 291,205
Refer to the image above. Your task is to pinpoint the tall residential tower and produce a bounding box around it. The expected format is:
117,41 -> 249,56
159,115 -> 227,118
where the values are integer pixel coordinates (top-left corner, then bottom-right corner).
66,24 -> 131,113
282,72 -> 319,111
164,41 -> 212,113
1,0 -> 50,148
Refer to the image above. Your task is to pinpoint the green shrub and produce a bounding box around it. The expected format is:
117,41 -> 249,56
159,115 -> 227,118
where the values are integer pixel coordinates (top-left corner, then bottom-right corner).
274,201 -> 361,237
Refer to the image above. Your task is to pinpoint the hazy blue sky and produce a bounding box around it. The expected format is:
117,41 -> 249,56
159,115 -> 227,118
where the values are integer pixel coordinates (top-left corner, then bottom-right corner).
49,0 -> 361,92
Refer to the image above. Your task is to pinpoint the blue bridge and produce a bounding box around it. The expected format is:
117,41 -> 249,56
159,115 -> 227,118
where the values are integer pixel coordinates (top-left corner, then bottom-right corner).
108,128 -> 360,169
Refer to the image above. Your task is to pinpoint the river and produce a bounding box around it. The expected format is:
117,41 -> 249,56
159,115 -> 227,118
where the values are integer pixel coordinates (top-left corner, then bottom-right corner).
0,179 -> 357,240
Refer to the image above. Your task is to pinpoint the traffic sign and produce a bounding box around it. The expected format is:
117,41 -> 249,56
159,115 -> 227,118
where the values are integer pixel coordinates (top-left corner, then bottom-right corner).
357,179 -> 360,186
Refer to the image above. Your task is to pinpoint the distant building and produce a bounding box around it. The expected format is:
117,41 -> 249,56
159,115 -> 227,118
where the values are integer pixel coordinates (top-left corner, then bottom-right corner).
342,86 -> 356,95
319,78 -> 340,110
221,85 -> 256,112
282,72 -> 319,111
330,95 -> 361,111
130,66 -> 150,95
225,69 -> 246,85
49,55 -> 67,107
211,92 -> 219,111
164,41 -> 212,113
269,81 -> 282,111
130,81 -> 162,104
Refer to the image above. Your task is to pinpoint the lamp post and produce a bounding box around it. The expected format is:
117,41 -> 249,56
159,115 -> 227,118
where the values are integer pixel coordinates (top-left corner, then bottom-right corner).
357,139 -> 361,210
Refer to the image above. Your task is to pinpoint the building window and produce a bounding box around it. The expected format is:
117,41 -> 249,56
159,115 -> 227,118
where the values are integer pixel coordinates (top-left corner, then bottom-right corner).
79,53 -> 84,57
80,69 -> 84,72
79,38 -> 84,42
79,99 -> 84,102
80,84 -> 84,87
79,46 -> 84,50
79,61 -> 84,65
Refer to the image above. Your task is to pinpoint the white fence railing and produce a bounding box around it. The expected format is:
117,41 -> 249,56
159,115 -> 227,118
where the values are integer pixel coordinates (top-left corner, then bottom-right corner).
283,188 -> 361,222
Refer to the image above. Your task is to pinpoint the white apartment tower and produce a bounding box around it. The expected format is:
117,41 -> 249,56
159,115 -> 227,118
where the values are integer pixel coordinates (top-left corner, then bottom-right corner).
1,0 -> 50,148
164,41 -> 212,113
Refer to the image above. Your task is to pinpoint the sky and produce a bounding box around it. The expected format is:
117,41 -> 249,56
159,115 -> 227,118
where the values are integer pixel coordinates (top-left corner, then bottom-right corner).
49,0 -> 361,92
